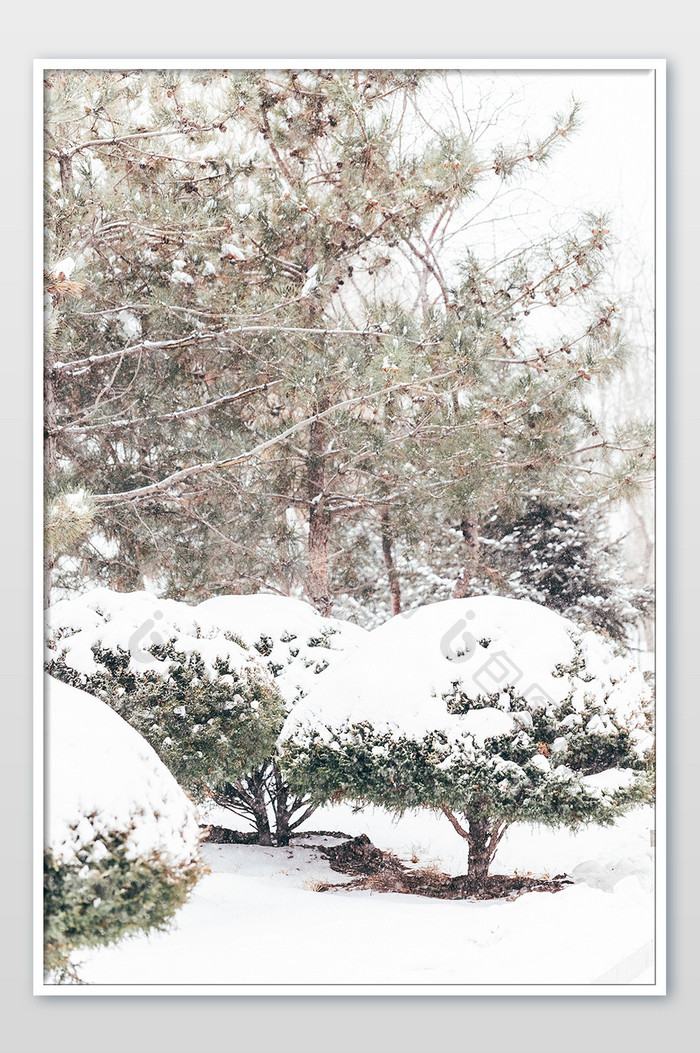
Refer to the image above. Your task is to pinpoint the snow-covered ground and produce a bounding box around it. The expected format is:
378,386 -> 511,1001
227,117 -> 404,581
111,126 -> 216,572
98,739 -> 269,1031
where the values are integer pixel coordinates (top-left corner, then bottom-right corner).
73,802 -> 655,987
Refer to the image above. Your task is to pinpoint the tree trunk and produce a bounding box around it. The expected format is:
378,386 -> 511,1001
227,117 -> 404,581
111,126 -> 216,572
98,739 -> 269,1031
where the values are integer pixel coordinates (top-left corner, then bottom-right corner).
271,762 -> 292,846
441,805 -> 505,892
465,815 -> 495,891
246,771 -> 274,846
380,507 -> 402,616
44,363 -> 58,608
452,516 -> 480,599
306,396 -> 333,616
58,153 -> 73,196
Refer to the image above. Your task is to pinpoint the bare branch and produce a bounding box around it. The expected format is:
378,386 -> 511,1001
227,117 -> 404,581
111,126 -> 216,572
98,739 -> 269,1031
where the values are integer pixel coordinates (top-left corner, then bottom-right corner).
440,805 -> 472,843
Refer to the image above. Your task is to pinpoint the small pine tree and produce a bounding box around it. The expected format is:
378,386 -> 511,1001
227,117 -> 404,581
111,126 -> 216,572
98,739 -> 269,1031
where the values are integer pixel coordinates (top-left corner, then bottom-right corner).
45,822 -> 201,983
473,497 -> 653,640
46,589 -> 363,845
46,591 -> 286,843
279,597 -> 653,891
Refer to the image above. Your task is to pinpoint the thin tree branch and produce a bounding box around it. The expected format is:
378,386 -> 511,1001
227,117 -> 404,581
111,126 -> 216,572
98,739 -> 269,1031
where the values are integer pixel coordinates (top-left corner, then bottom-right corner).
440,805 -> 472,844
90,371 -> 456,506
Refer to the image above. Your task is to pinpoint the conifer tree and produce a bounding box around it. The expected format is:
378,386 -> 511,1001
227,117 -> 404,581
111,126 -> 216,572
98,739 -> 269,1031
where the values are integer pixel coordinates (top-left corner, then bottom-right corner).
44,70 -> 652,620
279,597 -> 654,891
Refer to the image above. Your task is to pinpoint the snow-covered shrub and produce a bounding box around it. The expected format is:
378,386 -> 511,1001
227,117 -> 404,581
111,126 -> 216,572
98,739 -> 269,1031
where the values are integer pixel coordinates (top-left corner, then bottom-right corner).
278,597 -> 654,890
44,677 -> 202,981
193,594 -> 367,841
46,590 -> 364,845
46,589 -> 285,841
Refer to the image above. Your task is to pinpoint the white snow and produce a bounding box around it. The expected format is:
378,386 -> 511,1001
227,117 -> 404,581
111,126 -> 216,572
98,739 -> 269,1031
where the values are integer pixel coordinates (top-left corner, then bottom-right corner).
194,594 -> 367,709
220,241 -> 245,260
52,256 -> 75,279
46,588 -> 263,681
281,596 -> 651,746
44,593 -> 655,988
301,263 -> 319,296
46,589 -> 365,712
74,802 -> 655,986
117,310 -> 142,340
45,676 -> 200,867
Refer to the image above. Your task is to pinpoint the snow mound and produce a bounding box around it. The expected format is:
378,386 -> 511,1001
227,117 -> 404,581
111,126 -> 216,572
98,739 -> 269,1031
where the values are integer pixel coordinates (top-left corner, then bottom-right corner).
281,595 -> 652,746
46,676 -> 201,866
195,594 -> 367,709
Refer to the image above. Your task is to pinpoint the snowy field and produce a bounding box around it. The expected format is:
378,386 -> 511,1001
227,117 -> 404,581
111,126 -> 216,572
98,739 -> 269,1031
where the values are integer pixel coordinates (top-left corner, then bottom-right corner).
72,803 -> 655,987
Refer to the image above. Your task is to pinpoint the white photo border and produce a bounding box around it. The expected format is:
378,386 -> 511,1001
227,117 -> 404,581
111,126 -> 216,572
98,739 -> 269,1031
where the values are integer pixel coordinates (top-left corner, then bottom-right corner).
33,57 -> 666,997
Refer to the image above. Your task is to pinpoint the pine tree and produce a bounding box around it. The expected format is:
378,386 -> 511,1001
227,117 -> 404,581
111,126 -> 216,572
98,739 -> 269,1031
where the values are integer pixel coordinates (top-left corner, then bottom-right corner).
278,597 -> 654,891
45,590 -> 287,842
45,588 -> 363,845
44,70 -> 652,621
473,497 -> 653,640
45,677 -> 202,982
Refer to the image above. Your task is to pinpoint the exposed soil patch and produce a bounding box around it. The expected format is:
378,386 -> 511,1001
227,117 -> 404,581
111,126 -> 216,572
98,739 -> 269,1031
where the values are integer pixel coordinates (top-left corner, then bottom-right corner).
201,826 -> 352,845
201,826 -> 260,845
315,834 -> 573,901
201,828 -> 573,900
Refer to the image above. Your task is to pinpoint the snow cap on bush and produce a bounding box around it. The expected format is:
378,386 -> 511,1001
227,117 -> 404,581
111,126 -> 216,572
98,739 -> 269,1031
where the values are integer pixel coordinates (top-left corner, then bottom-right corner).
281,596 -> 651,748
46,675 -> 201,866
47,588 -> 254,681
45,589 -> 286,803
194,593 -> 367,709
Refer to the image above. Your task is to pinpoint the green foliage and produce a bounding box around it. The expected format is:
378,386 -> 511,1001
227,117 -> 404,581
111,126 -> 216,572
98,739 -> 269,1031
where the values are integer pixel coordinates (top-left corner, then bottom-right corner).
45,490 -> 95,554
43,69 -> 650,623
47,639 -> 285,803
473,498 -> 653,639
281,721 -> 651,829
44,818 -> 201,983
279,637 -> 653,837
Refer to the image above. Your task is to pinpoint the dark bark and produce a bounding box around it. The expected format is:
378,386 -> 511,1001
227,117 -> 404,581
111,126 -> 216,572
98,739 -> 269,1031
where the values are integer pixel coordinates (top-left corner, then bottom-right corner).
245,770 -> 274,846
464,815 -> 494,890
306,395 -> 333,616
271,762 -> 292,846
452,516 -> 480,599
214,762 -> 317,846
440,805 -> 508,891
58,153 -> 73,195
44,364 -> 58,607
380,507 -> 402,616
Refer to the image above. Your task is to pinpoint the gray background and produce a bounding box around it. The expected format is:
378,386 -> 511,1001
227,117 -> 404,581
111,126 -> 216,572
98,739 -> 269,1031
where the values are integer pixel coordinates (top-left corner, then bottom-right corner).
1,6 -> 696,1050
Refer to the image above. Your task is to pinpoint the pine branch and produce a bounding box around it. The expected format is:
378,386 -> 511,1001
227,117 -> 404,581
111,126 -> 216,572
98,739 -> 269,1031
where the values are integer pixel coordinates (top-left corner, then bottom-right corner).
53,325 -> 413,376
56,381 -> 280,434
91,371 -> 456,506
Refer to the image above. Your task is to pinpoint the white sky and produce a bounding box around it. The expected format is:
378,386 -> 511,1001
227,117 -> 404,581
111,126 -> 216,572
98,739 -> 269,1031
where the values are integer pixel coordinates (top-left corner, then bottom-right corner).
415,70 -> 657,372
428,69 -> 655,281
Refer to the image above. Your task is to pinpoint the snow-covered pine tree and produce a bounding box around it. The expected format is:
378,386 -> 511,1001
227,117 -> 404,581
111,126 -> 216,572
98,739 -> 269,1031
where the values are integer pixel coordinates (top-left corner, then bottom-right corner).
46,589 -> 364,845
45,590 -> 287,843
45,677 -> 202,982
278,597 -> 654,892
474,497 -> 653,640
